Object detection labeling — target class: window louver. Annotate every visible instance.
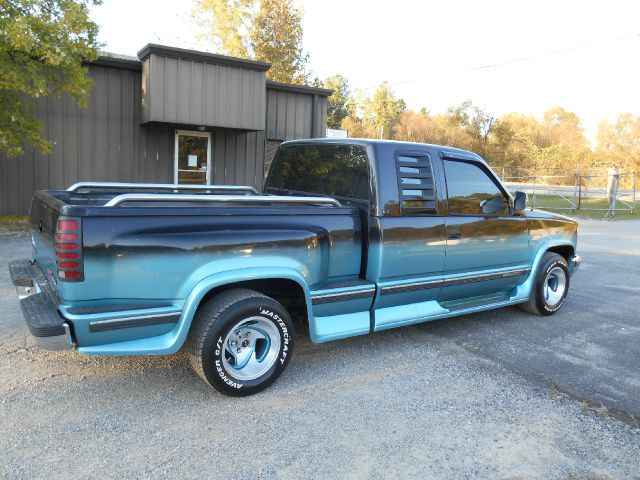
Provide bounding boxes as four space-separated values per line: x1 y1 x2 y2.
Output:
396 154 436 214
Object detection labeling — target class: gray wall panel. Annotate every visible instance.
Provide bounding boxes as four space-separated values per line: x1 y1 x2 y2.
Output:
141 53 266 130
264 87 327 142
0 64 174 214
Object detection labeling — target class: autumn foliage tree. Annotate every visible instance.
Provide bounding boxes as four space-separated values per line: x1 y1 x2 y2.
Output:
191 0 308 84
251 0 307 84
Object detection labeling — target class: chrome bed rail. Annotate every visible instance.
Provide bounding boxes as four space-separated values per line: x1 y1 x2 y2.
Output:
67 182 258 195
104 193 342 208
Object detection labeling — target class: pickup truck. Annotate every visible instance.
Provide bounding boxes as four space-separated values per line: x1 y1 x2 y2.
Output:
9 139 581 396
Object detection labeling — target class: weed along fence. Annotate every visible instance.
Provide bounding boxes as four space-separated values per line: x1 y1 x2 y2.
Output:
501 168 637 218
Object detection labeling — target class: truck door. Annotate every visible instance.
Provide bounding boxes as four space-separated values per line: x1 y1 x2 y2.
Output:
438 154 530 303
368 147 447 331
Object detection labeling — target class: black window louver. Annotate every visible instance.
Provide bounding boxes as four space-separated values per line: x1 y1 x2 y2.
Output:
396 154 436 214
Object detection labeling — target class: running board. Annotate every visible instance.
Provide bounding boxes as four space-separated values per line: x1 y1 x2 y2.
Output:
439 292 510 312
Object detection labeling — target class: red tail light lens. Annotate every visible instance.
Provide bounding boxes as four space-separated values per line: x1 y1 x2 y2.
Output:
57 220 78 231
55 217 83 282
59 271 81 280
56 233 78 241
56 261 79 269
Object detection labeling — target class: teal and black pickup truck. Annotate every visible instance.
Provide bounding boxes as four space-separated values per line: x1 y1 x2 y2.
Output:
9 139 581 396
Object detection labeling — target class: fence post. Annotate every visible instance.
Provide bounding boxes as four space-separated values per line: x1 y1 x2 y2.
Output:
633 171 637 214
577 175 582 210
573 166 579 211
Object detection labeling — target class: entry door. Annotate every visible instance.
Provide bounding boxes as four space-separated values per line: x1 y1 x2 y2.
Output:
439 158 530 302
174 131 211 185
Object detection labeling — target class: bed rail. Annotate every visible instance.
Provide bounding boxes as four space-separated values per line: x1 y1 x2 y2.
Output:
104 193 342 208
67 182 258 195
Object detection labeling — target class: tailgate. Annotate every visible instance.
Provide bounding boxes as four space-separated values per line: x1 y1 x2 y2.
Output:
29 191 84 290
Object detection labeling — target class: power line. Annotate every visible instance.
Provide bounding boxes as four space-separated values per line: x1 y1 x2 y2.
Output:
359 33 640 92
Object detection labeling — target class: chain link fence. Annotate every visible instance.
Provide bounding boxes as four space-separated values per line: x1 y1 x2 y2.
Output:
501 168 637 217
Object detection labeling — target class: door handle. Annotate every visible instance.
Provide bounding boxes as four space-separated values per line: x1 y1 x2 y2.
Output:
447 226 462 240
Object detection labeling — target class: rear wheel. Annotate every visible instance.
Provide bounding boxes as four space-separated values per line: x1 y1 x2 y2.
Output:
520 252 570 316
187 288 294 396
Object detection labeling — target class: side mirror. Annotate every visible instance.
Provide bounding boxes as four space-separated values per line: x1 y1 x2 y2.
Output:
480 196 507 214
513 191 527 212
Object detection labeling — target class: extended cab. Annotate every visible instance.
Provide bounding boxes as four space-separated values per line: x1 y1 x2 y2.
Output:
9 139 581 395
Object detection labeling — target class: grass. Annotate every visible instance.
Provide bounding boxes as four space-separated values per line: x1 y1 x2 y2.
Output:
0 216 30 235
529 194 638 220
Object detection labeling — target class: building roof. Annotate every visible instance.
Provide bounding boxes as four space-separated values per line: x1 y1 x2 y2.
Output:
137 44 271 72
89 44 332 97
266 80 332 97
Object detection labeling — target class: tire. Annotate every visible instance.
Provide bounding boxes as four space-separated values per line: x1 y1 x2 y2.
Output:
519 252 570 316
187 288 294 396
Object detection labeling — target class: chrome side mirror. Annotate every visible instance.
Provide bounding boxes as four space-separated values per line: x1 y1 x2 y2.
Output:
514 190 527 212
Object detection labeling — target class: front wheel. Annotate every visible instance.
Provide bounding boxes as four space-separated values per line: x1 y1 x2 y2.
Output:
519 252 570 316
187 288 294 396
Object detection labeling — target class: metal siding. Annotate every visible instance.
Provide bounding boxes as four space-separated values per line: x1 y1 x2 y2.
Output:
141 53 265 130
164 57 178 122
204 63 217 126
0 64 177 214
265 87 325 141
191 61 204 125
320 97 328 137
107 67 122 180
121 68 135 182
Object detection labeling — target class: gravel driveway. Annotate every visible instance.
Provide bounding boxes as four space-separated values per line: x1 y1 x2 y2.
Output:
1 221 639 479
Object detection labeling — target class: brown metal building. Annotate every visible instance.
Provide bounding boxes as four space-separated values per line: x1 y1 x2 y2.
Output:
0 44 331 215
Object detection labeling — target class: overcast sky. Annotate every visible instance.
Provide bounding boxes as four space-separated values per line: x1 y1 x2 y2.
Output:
90 0 640 139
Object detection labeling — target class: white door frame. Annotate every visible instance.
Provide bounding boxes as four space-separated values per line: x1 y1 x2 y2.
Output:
174 130 212 184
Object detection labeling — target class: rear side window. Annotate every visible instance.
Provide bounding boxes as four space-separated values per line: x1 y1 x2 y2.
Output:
396 153 436 214
265 144 369 200
443 159 509 215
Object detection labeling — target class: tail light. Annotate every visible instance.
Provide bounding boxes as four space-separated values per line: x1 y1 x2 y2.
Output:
55 217 83 281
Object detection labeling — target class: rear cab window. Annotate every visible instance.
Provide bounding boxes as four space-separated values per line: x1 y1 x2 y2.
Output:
265 143 370 201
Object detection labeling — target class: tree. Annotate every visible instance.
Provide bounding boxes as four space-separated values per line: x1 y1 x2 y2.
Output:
363 82 405 139
596 113 640 172
250 0 308 84
324 74 350 129
444 100 494 156
542 107 587 150
191 0 255 58
0 0 101 157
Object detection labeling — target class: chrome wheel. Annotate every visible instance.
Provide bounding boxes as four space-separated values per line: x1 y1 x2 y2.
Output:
544 266 567 307
221 316 281 381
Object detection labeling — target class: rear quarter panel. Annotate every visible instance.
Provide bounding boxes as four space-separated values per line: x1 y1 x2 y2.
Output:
59 209 362 306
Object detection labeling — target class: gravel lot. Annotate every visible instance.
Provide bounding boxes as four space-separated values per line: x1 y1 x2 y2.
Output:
1 220 639 479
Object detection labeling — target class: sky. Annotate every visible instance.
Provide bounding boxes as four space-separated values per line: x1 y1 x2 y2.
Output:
90 0 640 140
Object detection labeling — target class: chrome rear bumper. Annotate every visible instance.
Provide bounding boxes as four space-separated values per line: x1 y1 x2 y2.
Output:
8 259 73 351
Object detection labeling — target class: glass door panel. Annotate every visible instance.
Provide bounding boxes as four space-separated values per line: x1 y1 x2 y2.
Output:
175 133 210 185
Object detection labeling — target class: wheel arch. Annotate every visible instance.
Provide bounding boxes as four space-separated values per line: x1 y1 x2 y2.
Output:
175 268 313 353
195 278 309 324
545 244 575 262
